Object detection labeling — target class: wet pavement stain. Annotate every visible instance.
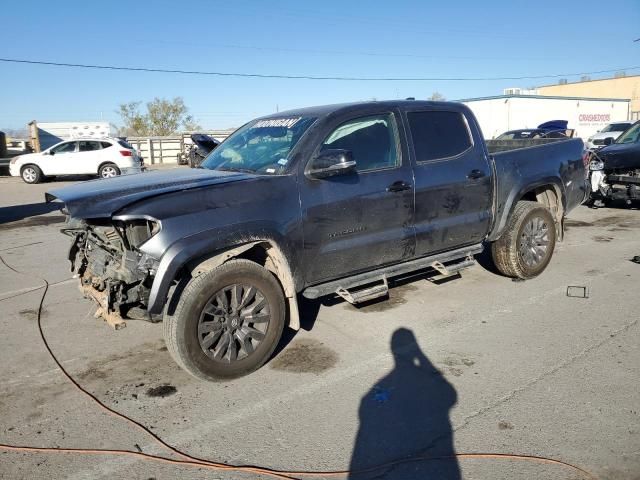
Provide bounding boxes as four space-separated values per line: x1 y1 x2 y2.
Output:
0 215 65 231
498 421 514 430
566 215 640 230
593 236 614 243
146 385 177 398
270 338 338 374
18 308 47 321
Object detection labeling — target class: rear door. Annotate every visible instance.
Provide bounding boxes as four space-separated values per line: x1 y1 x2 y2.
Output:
403 107 493 257
299 110 415 284
77 140 104 174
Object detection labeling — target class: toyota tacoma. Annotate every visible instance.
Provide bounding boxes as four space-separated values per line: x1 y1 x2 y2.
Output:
46 100 588 380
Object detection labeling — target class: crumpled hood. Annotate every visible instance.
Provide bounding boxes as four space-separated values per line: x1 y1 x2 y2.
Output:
45 168 251 219
598 143 640 170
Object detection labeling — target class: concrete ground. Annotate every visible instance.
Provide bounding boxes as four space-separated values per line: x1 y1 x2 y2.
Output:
0 172 638 480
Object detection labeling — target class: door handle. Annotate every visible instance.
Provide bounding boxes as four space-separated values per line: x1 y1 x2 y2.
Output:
386 181 412 193
466 169 486 180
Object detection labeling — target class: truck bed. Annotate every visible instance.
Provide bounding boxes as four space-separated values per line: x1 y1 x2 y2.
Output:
485 137 571 154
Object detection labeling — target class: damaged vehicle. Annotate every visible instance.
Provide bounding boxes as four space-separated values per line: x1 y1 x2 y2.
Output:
46 100 588 380
587 120 640 207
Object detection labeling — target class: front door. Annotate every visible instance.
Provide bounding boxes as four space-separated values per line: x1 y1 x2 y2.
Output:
300 111 415 285
41 141 79 175
404 108 493 256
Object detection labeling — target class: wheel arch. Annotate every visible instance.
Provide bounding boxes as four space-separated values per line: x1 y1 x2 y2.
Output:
489 178 566 242
97 161 119 174
149 236 301 330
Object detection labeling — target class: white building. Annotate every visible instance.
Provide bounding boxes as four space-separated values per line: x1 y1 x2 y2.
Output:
459 94 630 140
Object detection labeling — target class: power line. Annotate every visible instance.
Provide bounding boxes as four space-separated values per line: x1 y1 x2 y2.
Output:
1 57 639 82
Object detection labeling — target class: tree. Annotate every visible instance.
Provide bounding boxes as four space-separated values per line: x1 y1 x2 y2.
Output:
117 97 201 136
429 92 446 101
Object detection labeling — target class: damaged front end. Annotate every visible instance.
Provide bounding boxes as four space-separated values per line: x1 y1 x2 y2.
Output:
64 216 161 329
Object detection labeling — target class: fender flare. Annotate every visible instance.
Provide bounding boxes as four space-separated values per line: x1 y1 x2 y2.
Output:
488 176 565 242
147 231 302 330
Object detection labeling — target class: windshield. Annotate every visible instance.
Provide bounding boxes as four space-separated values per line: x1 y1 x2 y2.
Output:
615 122 640 144
602 123 631 133
201 116 316 174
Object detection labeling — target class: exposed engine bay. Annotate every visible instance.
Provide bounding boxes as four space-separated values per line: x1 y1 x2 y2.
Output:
64 218 160 329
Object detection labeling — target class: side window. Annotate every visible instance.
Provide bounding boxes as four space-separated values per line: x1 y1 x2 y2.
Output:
51 142 77 154
79 141 102 152
101 141 112 149
320 114 399 172
407 111 473 162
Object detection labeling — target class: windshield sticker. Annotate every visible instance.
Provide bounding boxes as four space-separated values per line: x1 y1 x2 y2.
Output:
253 117 301 129
277 158 288 166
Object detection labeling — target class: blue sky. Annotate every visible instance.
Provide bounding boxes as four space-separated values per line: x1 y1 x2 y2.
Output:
1 0 638 131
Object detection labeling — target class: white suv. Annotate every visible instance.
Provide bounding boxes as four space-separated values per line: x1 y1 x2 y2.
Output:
9 137 144 184
586 121 633 149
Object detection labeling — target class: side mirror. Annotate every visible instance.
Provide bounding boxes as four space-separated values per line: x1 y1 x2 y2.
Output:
603 137 614 146
306 149 356 179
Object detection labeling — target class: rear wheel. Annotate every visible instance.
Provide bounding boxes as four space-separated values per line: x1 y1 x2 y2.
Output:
163 259 286 380
21 165 42 184
491 200 557 279
99 163 120 178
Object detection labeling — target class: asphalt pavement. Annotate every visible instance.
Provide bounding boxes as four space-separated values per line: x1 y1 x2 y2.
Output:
0 171 639 480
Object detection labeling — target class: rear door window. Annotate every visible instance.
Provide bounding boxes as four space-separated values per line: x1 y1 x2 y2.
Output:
407 111 473 162
79 141 102 152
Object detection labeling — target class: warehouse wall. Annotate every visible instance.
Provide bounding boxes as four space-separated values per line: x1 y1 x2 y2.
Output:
537 76 640 121
463 96 630 140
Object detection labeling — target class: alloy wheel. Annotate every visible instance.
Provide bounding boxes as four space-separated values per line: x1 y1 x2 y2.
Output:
518 215 550 267
22 167 37 183
197 284 271 363
101 166 118 178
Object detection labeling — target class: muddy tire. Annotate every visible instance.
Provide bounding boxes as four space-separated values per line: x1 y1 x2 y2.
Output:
163 259 285 381
21 164 43 184
490 200 557 279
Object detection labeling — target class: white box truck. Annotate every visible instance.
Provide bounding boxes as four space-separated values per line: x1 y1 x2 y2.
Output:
460 94 630 140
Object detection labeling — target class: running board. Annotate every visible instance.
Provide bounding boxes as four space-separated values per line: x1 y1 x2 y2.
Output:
302 244 482 300
336 277 389 304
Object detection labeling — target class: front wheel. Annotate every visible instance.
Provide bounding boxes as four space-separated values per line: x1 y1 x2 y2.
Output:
163 259 286 380
99 163 121 178
21 164 43 184
491 200 557 279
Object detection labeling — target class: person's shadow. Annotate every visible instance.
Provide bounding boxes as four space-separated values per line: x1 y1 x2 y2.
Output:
349 328 460 479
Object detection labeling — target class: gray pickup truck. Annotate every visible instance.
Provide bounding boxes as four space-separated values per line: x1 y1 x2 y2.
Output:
47 100 588 380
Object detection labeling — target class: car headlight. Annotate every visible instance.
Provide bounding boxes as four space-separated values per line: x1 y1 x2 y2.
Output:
9 155 20 165
589 159 604 171
112 216 161 249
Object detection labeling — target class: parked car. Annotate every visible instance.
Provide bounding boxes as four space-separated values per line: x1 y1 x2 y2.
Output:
587 120 640 206
586 121 634 149
186 133 220 168
496 120 572 140
46 100 587 380
9 137 143 184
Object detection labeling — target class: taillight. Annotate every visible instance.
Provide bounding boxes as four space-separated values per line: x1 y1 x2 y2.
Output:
119 150 133 157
